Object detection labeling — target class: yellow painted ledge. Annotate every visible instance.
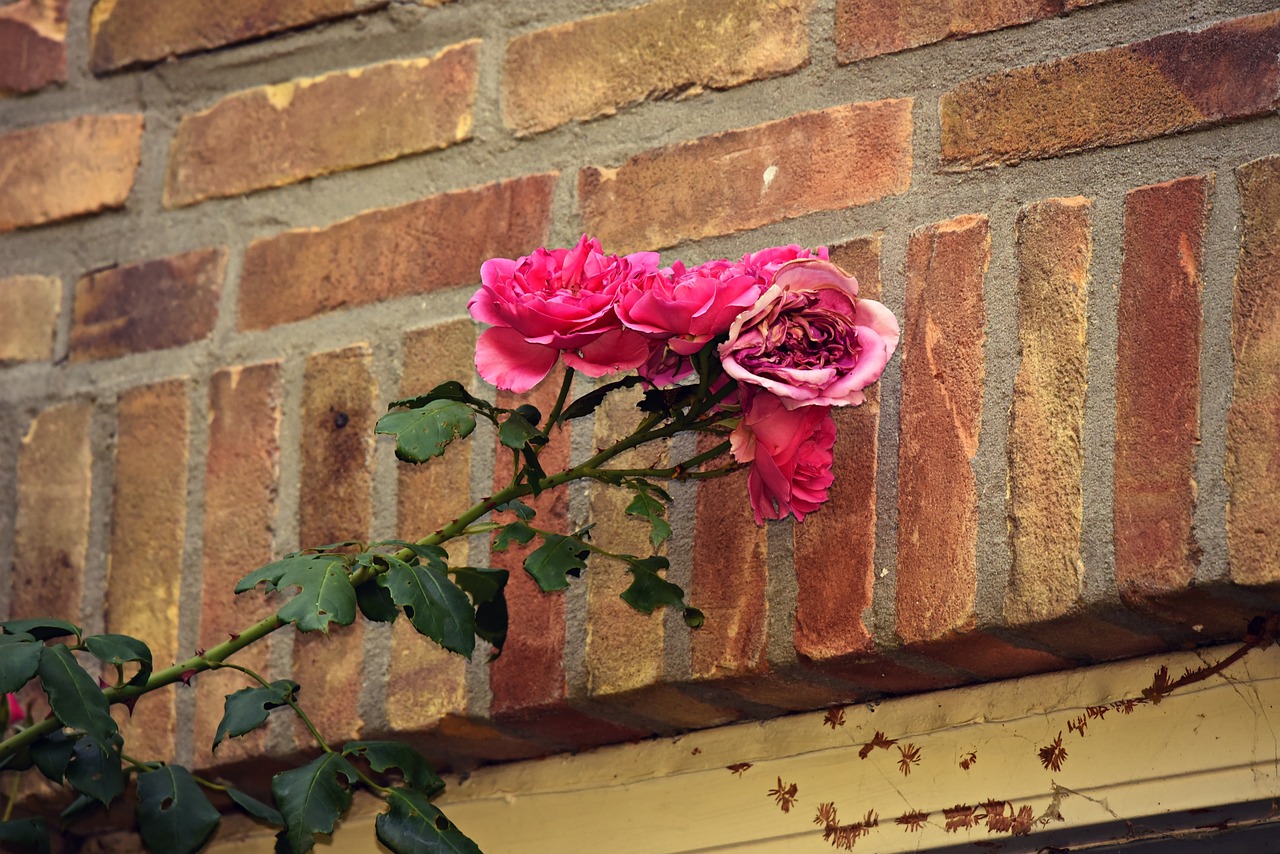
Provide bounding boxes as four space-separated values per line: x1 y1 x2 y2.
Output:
207 644 1280 851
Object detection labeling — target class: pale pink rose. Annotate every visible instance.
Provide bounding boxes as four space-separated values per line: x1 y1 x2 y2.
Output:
6 693 23 725
719 258 899 409
468 236 656 392
730 392 836 524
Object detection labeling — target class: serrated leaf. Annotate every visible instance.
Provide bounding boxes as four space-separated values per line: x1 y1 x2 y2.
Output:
37 645 116 743
0 636 42 695
226 786 284 827
65 734 124 806
343 742 444 797
376 401 476 464
389 381 494 417
213 681 299 753
620 556 688 616
272 752 361 854
1 618 81 642
375 788 481 854
558 376 645 423
450 568 509 656
273 557 357 634
495 499 534 521
30 731 75 782
0 817 49 853
523 534 590 592
497 412 541 450
356 577 399 623
384 563 475 657
625 491 673 550
136 765 221 854
370 541 450 566
82 634 153 688
492 522 535 552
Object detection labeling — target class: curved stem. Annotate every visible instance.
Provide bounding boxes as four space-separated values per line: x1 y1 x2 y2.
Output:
213 662 330 754
2 772 18 821
544 367 575 429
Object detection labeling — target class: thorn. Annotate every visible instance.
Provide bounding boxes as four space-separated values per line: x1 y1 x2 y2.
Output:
228 632 240 642
179 669 198 686
195 647 206 657
122 697 139 716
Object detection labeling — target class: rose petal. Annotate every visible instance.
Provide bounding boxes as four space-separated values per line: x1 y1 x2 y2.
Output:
475 326 559 393
563 327 652 377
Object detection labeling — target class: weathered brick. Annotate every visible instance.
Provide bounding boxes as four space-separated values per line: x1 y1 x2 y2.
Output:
166 41 478 208
108 380 189 760
12 402 92 622
1113 177 1207 616
837 0 1055 64
0 0 68 94
0 114 142 234
1005 198 1092 626
910 632 1073 680
238 173 556 330
0 276 60 363
941 11 1280 168
194 363 281 769
503 0 811 135
1228 155 1280 590
69 248 225 362
294 345 376 746
579 100 912 252
805 655 963 695
895 215 989 645
89 0 386 73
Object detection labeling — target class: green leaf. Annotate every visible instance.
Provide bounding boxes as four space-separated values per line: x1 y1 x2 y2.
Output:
625 491 673 551
1 618 81 642
37 645 117 743
136 765 221 854
235 553 345 595
213 680 299 753
558 376 645 423
375 788 481 854
343 742 444 797
523 534 590 592
272 752 361 854
519 445 548 496
370 541 450 565
59 794 100 823
226 786 284 827
497 412 541 450
450 568 509 656
389 381 494 417
30 731 75 782
356 577 399 623
0 636 42 695
82 634 153 688
495 499 534 521
620 556 688 616
492 522 535 553
275 557 358 634
384 562 475 657
65 735 124 806
376 401 476 464
0 817 49 853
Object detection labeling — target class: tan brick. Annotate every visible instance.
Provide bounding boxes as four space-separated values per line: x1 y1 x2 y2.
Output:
0 276 60 363
238 173 556 330
69 248 225 362
0 0 68 94
12 402 92 622
579 100 912 252
895 215 989 644
941 11 1280 168
108 380 189 760
0 114 142 234
89 0 386 73
1005 198 1092 625
194 363 282 769
294 345 376 746
1227 155 1280 588
503 0 811 135
165 41 478 207
837 0 1053 64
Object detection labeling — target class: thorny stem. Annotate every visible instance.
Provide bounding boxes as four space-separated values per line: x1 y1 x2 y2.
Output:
544 367 575 430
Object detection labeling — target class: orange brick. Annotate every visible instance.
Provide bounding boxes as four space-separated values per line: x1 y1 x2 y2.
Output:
69 248 225 362
238 173 556 330
503 0 810 135
165 41 478 207
837 0 1054 64
0 0 68 94
579 100 912 252
0 276 60 363
0 114 142 234
941 11 1280 168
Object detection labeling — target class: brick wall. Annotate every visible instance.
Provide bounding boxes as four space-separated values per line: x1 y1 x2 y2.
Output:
2 0 1278 783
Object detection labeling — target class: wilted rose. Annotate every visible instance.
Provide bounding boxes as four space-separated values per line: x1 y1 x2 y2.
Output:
730 391 837 524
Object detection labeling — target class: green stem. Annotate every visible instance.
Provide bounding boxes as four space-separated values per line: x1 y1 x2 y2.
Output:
545 367 576 429
2 771 18 821
213 662 330 754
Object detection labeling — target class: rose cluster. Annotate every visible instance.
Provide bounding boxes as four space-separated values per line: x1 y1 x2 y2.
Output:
467 236 900 525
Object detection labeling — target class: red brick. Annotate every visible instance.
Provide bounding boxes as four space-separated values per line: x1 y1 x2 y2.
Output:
803 654 963 695
108 380 190 760
0 114 142 234
294 345 376 746
1228 155 1280 590
89 0 387 73
503 0 810 135
69 248 225 362
0 0 68 94
165 41 478 207
837 0 1056 64
909 632 1073 680
12 402 92 622
941 11 1280 168
895 215 989 645
194 363 282 769
238 173 556 330
415 716 552 764
0 276 60 363
579 100 912 252
1005 198 1092 626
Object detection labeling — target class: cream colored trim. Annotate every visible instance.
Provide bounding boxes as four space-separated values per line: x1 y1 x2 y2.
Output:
207 643 1280 851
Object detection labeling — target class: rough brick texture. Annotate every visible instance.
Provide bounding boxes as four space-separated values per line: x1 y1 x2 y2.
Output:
837 0 1057 63
941 11 1280 168
503 0 811 135
0 114 143 234
579 100 912 251
69 248 226 362
895 215 989 644
89 0 386 73
166 41 478 207
1227 155 1280 588
0 276 60 364
0 0 68 94
238 174 556 330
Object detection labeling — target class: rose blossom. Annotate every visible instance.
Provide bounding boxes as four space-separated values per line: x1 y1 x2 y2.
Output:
730 391 837 524
468 236 658 393
719 258 899 409
6 693 22 725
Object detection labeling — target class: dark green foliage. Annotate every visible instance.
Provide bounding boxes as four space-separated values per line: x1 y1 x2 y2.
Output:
30 731 75 782
495 499 534 521
0 634 42 695
272 752 362 854
226 787 285 827
37 645 116 743
82 634 153 687
376 401 477 463
0 818 49 853
213 681 300 753
355 576 399 623
375 788 481 854
558 376 644 423
523 534 590 592
450 568 509 655
1 619 81 642
383 559 476 657
343 741 444 797
64 734 125 806
135 765 221 854
492 522 535 552
497 411 541 450
235 554 355 634
625 489 672 551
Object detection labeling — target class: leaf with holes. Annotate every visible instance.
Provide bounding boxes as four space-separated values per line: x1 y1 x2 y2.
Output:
0 818 48 854
65 734 124 806
213 680 300 753
136 765 221 854
494 499 534 521
497 411 542 450
376 788 481 854
272 557 357 634
38 645 116 743
383 560 475 657
272 752 361 854
620 556 688 615
624 490 672 551
343 742 444 797
492 522 535 553
0 635 41 695
356 575 399 623
451 568 509 657
376 401 476 464
523 534 590 592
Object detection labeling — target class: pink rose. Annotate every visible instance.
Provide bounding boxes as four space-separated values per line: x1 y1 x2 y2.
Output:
719 258 899 409
6 693 23 725
468 236 656 392
730 392 837 524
